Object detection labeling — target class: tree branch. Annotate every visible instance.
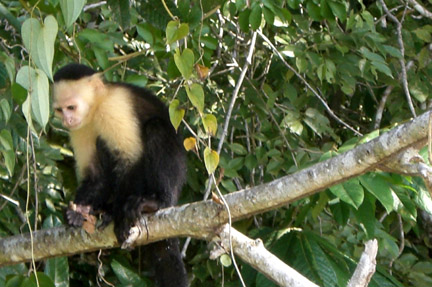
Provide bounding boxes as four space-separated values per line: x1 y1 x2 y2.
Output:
347 239 378 287
0 110 430 274
213 224 319 287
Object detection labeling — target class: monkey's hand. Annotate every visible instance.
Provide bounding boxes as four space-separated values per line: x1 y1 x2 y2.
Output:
66 202 92 227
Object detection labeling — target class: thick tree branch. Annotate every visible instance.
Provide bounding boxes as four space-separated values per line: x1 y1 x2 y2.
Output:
0 110 430 267
213 224 319 287
347 239 378 287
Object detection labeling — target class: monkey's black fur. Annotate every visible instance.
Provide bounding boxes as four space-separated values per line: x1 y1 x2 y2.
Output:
54 64 188 287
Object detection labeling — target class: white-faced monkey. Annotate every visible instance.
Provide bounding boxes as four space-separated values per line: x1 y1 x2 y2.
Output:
53 63 188 287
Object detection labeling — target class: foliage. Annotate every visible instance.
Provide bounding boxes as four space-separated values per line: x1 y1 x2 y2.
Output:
1 0 432 286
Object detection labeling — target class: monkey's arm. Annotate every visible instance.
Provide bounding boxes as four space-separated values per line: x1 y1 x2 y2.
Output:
67 161 109 227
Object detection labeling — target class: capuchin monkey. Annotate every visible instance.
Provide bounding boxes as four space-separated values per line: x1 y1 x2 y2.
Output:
53 63 188 287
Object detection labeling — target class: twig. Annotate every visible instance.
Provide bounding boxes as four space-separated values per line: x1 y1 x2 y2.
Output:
83 1 106 12
347 239 378 287
388 214 405 273
257 30 363 136
379 0 416 117
406 0 432 19
211 174 246 287
204 31 258 200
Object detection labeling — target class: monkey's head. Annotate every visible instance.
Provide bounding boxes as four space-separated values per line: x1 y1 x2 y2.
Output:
53 64 104 130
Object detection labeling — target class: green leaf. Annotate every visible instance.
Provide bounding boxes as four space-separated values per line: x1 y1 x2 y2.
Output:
169 99 185 131
59 0 86 28
111 260 146 286
174 48 194 80
220 254 232 267
353 195 376 238
328 0 346 22
306 1 322 21
185 83 204 113
230 143 248 155
204 147 219 174
79 29 113 51
16 66 50 130
238 8 251 32
383 45 402 59
329 178 364 209
0 129 13 151
263 6 275 25
44 257 69 287
0 130 15 176
11 83 27 105
22 272 55 287
202 114 217 136
166 20 189 45
413 27 431 42
360 47 386 63
249 5 262 30
0 99 11 123
418 47 430 69
21 16 58 80
360 173 394 214
320 0 333 19
371 61 393 78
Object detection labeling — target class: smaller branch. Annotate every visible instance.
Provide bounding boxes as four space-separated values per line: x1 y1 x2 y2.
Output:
374 60 414 129
214 225 319 287
406 0 432 19
257 30 362 136
212 175 246 287
83 1 106 12
204 31 258 199
379 0 416 117
347 239 378 287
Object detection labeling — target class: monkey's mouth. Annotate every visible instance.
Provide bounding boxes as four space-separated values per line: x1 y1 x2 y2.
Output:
64 122 82 130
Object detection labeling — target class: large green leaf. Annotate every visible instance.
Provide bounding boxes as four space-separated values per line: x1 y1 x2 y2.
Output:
174 48 194 80
360 173 394 214
329 178 364 209
185 83 204 113
21 16 58 80
169 99 185 131
204 147 219 174
44 257 69 287
111 259 147 286
16 66 50 130
59 0 86 28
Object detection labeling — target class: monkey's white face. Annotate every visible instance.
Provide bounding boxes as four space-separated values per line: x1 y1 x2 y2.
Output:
53 79 96 130
54 97 90 130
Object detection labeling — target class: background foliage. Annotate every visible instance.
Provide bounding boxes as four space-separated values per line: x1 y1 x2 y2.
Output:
1 0 432 286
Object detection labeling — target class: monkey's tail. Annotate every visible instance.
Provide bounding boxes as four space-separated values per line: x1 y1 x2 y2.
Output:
148 238 188 287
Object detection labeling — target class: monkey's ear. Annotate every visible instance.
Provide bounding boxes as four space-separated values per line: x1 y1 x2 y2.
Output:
89 73 105 90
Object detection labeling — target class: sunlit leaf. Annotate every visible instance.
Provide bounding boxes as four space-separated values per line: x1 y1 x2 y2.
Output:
249 5 262 30
169 99 185 131
59 0 86 28
329 179 364 209
202 114 217 136
185 83 204 113
174 48 194 80
16 66 50 130
183 137 197 152
166 20 189 45
21 16 58 80
220 254 232 267
204 147 219 174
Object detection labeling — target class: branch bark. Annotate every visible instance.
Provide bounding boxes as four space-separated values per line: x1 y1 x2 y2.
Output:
213 224 319 287
347 239 378 287
0 110 430 271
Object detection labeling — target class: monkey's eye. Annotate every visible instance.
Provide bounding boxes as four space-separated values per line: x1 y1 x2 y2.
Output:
67 105 76 111
55 107 62 113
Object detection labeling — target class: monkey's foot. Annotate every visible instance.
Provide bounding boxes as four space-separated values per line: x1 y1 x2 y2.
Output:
66 202 92 227
121 225 142 249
